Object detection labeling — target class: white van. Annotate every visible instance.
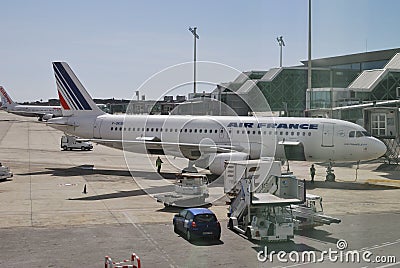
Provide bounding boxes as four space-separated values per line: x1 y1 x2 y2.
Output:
61 135 93 151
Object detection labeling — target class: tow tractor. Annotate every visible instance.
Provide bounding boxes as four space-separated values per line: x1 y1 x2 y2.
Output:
154 173 209 207
225 159 305 242
292 193 341 230
0 164 13 180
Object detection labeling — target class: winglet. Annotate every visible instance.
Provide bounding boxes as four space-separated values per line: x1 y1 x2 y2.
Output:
52 62 105 116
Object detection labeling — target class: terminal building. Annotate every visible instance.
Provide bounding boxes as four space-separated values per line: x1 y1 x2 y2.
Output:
212 47 400 118
208 47 400 163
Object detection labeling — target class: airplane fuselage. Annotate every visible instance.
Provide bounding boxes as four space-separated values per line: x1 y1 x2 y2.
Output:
51 114 387 163
6 105 62 117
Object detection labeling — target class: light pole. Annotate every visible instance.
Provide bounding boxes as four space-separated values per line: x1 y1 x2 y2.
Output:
307 0 312 110
189 27 199 94
276 36 285 67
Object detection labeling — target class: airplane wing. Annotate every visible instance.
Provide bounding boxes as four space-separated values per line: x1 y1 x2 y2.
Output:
88 137 242 159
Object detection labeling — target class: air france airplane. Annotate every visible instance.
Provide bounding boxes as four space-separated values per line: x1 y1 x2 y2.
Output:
0 86 62 121
47 62 387 175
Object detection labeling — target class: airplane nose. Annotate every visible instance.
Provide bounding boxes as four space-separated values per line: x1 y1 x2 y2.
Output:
374 139 387 158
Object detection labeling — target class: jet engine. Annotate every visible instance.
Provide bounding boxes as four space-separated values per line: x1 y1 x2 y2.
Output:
41 114 55 121
198 152 249 175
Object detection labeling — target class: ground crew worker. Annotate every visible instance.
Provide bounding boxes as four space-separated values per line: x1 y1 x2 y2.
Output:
156 156 163 173
310 164 316 183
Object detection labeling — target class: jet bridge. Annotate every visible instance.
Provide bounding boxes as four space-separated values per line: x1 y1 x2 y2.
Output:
225 159 305 241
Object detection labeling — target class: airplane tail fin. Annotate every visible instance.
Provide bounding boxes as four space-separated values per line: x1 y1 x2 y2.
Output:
52 62 105 116
0 86 16 109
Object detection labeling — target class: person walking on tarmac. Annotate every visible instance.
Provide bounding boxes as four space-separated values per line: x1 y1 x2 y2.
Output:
310 164 316 183
156 156 163 173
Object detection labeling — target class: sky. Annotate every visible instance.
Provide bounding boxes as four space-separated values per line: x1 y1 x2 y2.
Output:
0 0 400 102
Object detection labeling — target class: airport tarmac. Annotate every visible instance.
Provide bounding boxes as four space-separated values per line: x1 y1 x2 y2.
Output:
0 110 399 267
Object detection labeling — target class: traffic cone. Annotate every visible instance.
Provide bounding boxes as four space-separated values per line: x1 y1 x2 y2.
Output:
83 184 87 194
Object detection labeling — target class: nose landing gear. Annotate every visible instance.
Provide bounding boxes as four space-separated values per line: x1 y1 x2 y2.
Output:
325 162 335 182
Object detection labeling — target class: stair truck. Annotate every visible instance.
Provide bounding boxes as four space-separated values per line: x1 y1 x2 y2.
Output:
225 159 306 242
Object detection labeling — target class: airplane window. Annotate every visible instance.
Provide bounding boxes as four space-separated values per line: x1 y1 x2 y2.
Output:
253 131 256 135
297 132 300 136
263 131 266 135
184 129 187 133
124 128 126 131
308 132 312 136
229 130 232 134
119 127 122 131
258 131 261 135
349 131 355 138
356 131 363 137
285 131 289 136
128 128 131 131
210 129 213 133
180 129 182 132
303 132 305 136
269 131 272 135
237 130 240 134
142 128 144 131
194 129 197 133
242 130 245 134
111 127 113 130
151 128 154 132
174 129 177 132
220 129 223 133
155 128 158 132
189 129 192 133
146 128 149 132
204 129 207 133
291 132 294 136
247 130 251 134
215 130 218 133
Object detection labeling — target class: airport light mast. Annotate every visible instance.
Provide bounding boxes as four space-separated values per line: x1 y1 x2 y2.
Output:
307 0 312 110
189 27 199 94
276 36 285 67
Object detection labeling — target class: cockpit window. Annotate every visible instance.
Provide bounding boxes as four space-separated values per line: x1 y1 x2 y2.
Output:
349 130 371 138
356 131 364 137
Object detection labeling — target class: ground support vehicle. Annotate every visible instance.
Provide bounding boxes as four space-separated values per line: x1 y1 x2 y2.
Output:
155 173 209 207
225 159 305 242
0 165 13 180
61 135 93 151
292 194 341 230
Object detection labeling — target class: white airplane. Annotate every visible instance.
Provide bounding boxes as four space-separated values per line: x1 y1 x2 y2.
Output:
47 62 387 175
0 86 62 121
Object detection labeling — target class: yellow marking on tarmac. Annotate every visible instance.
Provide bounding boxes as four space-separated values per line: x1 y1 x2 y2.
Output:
366 179 400 185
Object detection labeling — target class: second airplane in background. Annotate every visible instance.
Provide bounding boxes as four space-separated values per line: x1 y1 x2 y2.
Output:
0 86 62 121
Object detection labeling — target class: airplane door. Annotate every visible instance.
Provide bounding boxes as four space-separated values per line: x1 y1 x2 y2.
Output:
93 118 102 139
322 123 334 147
